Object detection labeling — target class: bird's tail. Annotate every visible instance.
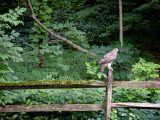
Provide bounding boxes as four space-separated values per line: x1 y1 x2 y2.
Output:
100 64 106 73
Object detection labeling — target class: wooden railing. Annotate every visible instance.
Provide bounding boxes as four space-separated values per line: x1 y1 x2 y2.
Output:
0 70 160 120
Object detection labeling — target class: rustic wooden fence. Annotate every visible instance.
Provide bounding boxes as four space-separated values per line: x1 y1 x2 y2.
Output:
0 69 160 120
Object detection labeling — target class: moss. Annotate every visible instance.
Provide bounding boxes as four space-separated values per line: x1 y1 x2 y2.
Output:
0 80 104 87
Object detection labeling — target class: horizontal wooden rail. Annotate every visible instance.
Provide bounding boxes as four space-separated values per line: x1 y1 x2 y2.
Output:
0 80 104 90
113 81 160 89
0 80 160 90
0 103 159 112
0 104 103 112
112 103 160 108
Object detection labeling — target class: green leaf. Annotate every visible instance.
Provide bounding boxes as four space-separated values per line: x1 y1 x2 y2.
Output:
17 7 26 15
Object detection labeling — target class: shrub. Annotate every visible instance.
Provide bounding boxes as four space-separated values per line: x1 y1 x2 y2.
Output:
128 58 160 81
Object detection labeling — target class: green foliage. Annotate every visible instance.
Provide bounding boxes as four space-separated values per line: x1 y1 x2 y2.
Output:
115 108 160 120
85 61 106 79
117 108 141 120
134 0 160 13
111 109 118 120
0 6 26 26
141 51 158 62
13 88 104 105
72 4 105 20
29 0 52 45
42 44 63 57
101 0 160 45
100 13 142 37
0 91 17 106
11 49 90 81
128 58 160 81
0 111 104 120
51 22 89 48
113 88 151 102
0 7 26 81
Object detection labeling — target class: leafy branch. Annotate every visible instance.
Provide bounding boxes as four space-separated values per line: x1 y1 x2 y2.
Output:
27 0 96 57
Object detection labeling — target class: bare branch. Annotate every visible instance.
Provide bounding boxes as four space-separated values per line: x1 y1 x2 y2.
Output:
27 0 35 16
27 0 96 57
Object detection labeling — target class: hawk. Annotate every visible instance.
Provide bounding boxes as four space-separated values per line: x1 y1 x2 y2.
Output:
99 48 118 73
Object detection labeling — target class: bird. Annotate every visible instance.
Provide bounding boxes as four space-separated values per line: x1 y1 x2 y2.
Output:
99 48 118 73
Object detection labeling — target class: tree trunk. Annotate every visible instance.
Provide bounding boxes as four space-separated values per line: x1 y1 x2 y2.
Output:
119 0 123 47
38 38 44 68
37 1 44 68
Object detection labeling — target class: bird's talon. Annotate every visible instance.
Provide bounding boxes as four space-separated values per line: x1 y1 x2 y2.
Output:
108 67 113 71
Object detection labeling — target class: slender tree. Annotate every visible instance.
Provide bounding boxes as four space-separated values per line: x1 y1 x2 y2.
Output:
119 0 123 47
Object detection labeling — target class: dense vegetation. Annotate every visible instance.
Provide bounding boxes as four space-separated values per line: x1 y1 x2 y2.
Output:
0 0 160 119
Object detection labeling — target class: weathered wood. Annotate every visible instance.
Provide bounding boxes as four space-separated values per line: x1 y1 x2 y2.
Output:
0 103 159 112
0 81 160 90
113 81 160 89
105 69 113 120
0 104 104 112
0 80 105 90
112 103 160 109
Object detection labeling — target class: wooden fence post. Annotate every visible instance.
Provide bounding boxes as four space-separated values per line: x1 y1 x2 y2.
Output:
105 68 113 120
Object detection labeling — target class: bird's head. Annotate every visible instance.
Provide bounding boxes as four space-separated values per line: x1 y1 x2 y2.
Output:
113 48 118 53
